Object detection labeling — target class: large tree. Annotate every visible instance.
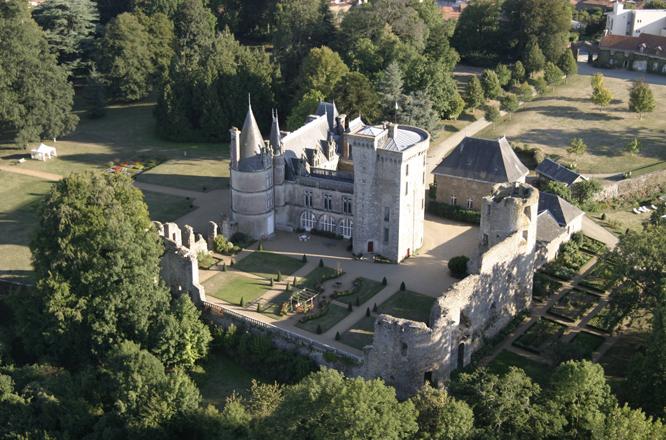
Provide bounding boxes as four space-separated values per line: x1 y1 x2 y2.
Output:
629 81 656 119
452 0 504 65
295 46 349 102
32 0 99 74
332 71 380 122
0 0 78 146
17 172 210 368
410 384 474 440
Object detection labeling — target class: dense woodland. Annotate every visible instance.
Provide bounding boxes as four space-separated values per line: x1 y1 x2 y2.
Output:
2 0 666 438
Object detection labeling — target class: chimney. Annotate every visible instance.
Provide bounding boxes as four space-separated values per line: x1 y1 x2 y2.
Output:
230 127 240 168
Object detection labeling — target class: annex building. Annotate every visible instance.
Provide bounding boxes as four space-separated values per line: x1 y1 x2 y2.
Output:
228 101 430 262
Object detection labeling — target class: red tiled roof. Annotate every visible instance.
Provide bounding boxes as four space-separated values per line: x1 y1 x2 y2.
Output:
600 33 666 56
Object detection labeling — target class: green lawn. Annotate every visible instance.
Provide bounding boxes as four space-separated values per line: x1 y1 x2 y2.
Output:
258 290 292 320
299 266 342 290
0 172 55 282
514 318 567 353
295 303 351 334
136 157 229 192
378 290 436 324
487 350 553 385
192 351 257 409
202 272 271 305
340 315 375 350
234 251 305 280
568 331 606 358
477 74 666 174
335 277 385 306
142 190 194 223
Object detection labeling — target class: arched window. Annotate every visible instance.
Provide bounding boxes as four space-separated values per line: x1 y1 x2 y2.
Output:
318 214 335 233
300 211 316 231
339 218 353 238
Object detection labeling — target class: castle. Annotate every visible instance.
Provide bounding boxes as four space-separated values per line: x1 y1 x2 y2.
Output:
229 101 429 262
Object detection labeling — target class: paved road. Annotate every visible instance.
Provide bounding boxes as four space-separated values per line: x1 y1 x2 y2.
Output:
577 62 666 86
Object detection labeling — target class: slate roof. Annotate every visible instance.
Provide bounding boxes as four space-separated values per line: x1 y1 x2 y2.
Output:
281 113 331 163
600 33 666 58
432 137 528 183
536 158 586 186
538 192 584 227
537 211 565 243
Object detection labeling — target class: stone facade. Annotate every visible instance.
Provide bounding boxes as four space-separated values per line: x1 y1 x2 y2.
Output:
229 102 430 262
361 183 539 398
435 175 495 211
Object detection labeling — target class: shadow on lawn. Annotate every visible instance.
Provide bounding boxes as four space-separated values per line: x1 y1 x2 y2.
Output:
526 105 624 121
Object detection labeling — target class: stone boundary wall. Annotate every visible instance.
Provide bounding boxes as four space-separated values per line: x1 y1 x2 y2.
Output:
594 168 666 201
202 300 363 375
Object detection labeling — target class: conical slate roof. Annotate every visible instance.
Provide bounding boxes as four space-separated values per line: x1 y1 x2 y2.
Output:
239 104 264 161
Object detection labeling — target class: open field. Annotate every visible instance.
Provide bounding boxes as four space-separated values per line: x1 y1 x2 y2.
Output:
202 272 271 305
477 74 666 174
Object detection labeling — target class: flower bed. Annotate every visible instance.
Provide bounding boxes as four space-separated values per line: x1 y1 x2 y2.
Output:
105 159 161 177
541 241 593 281
548 289 599 322
533 272 563 303
513 318 567 353
586 305 623 333
577 262 614 293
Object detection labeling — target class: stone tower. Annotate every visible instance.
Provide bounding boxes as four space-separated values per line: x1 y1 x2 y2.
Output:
229 102 275 239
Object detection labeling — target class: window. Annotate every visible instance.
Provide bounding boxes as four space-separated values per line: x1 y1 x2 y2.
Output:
339 218 353 238
343 197 352 214
405 164 409 176
422 198 425 210
405 182 409 195
467 198 473 209
422 171 425 184
300 211 316 231
383 227 389 243
384 207 390 222
304 191 313 208
482 233 489 246
319 215 335 233
323 193 332 211
450 195 457 206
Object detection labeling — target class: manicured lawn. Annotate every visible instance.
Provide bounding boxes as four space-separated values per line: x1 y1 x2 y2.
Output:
477 73 666 174
568 331 606 358
514 318 567 353
548 289 600 322
532 272 563 303
142 190 194 223
299 266 342 290
202 272 271 305
340 315 375 350
136 157 229 191
487 350 553 385
587 304 623 333
234 251 305 280
259 290 292 320
335 277 385 306
192 351 257 409
0 171 54 282
378 290 436 324
295 303 351 334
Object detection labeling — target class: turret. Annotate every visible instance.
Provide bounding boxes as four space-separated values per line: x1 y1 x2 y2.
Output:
269 109 282 155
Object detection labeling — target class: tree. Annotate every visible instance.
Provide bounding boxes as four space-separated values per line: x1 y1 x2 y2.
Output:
411 384 474 440
629 81 656 119
544 180 573 202
377 61 404 120
257 369 419 439
83 65 108 119
598 404 666 439
398 91 439 132
464 76 485 110
570 179 601 206
626 137 640 156
558 49 578 78
645 0 666 8
512 61 526 83
495 63 512 88
32 0 99 73
500 93 519 113
544 62 564 85
332 72 380 122
481 69 502 99
591 83 612 108
523 40 546 74
295 46 349 102
133 0 184 17
287 90 326 131
18 172 209 368
448 256 470 279
484 105 501 124
567 137 587 157
0 0 78 146
452 0 504 65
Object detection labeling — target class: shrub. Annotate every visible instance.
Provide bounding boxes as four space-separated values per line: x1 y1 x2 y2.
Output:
222 262 227 272
373 303 378 313
335 331 341 341
316 324 322 334
400 281 406 291
366 307 370 317
302 254 307 263
276 271 282 282
484 104 501 123
258 241 264 251
256 303 262 312
285 282 290 292
427 201 481 224
197 251 215 269
270 278 274 287
347 302 352 311
213 234 239 255
448 256 470 279
240 297 245 307
319 258 324 268
513 81 534 101
382 276 387 286
230 232 254 249
531 77 548 95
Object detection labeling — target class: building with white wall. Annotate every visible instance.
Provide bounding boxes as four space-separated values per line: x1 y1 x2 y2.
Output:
606 1 666 37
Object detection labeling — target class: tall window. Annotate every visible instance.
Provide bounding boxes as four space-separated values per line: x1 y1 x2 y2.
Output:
384 207 390 222
467 198 473 209
450 195 457 206
304 191 313 208
383 227 389 243
405 164 409 176
323 194 332 211
343 197 352 214
319 215 335 232
339 218 353 238
300 211 315 231
422 171 425 184
405 182 409 195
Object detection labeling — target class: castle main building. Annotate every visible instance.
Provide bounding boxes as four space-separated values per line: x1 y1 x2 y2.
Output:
229 101 430 262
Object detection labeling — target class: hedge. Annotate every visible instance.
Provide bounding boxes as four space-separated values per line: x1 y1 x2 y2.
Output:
427 201 481 224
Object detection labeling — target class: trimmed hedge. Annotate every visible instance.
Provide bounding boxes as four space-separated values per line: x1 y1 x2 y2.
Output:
427 201 480 224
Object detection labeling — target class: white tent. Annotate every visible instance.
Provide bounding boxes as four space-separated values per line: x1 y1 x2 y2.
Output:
30 143 57 161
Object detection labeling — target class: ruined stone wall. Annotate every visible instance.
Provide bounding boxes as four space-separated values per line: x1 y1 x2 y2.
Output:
593 169 666 202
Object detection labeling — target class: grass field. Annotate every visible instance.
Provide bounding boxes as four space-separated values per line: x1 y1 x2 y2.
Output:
234 251 304 280
295 303 350 334
335 277 385 306
142 191 194 223
299 266 341 290
477 74 666 174
379 290 436 324
202 272 271 305
487 350 552 385
340 315 375 350
192 352 257 409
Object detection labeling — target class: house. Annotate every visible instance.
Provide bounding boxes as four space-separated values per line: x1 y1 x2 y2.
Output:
536 192 585 265
605 1 666 37
597 32 666 72
432 136 528 211
536 158 588 187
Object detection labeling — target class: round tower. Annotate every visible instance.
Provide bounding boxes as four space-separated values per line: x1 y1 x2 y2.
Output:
229 103 275 239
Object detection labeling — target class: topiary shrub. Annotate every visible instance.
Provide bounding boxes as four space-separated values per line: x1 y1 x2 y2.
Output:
240 297 245 307
258 241 264 251
366 307 370 317
335 331 340 341
276 271 282 282
373 303 378 313
316 324 322 334
382 276 387 286
400 281 406 291
319 258 324 268
448 255 470 279
302 254 307 263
